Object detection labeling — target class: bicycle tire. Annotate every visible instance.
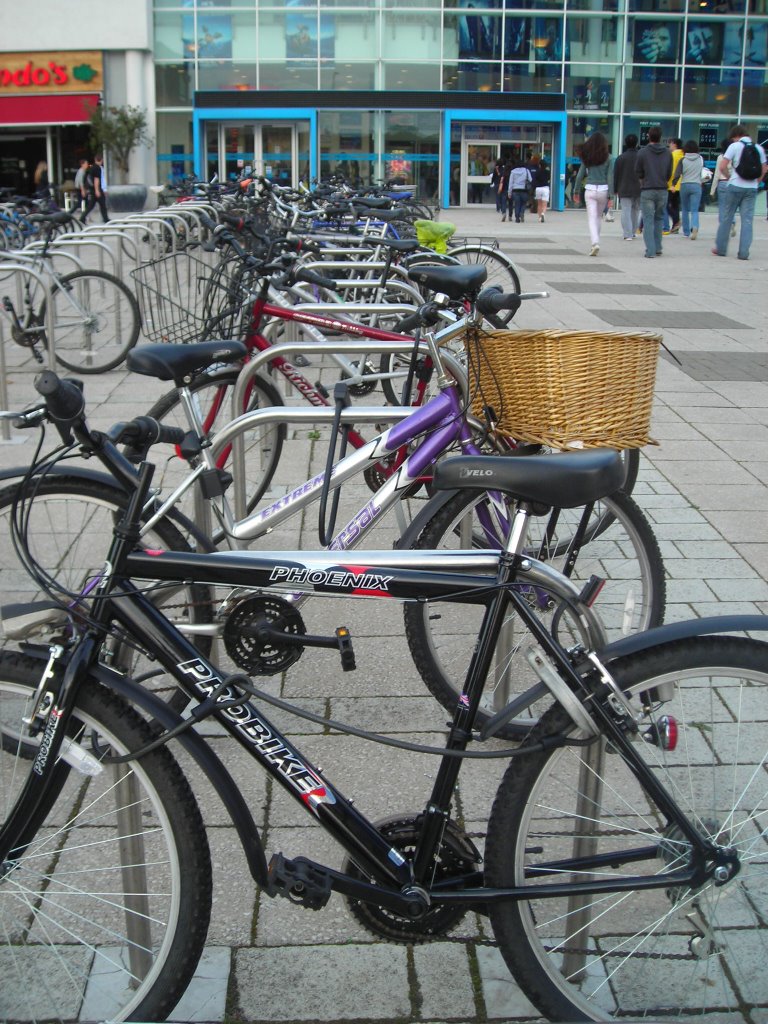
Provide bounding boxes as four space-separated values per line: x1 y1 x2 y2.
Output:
147 367 286 516
0 474 213 711
0 650 212 1023
37 268 135 368
485 635 768 1022
404 487 665 738
446 244 521 324
39 269 141 374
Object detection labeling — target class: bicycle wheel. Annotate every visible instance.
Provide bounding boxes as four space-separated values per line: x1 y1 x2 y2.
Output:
404 487 665 737
40 269 141 374
446 244 521 324
0 650 211 1023
0 474 213 709
486 635 768 1023
147 367 285 516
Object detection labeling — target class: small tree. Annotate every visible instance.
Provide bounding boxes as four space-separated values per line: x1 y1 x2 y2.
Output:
88 103 153 183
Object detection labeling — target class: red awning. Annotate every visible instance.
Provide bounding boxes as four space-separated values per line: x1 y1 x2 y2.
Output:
0 93 99 126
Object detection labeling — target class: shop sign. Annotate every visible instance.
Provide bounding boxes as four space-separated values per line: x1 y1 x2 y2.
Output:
0 52 102 94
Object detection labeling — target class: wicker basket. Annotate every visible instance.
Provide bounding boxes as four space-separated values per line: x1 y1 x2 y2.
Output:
466 328 661 450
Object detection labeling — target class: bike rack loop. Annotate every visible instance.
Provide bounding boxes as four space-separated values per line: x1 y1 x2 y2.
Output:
51 229 130 278
225 340 466 523
13 244 85 274
211 403 414 523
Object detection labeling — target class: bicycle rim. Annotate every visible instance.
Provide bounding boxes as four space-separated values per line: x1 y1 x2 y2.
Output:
486 636 768 1022
0 655 211 1022
44 271 140 374
404 489 664 736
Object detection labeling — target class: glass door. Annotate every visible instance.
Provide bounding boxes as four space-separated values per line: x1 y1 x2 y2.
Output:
462 141 497 205
224 124 255 182
257 124 294 186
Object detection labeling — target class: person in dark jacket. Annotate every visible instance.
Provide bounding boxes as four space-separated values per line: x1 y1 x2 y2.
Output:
613 134 641 240
635 126 673 258
490 160 504 215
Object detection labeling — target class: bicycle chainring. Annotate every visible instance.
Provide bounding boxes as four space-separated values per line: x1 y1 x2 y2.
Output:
222 594 305 675
345 361 378 397
342 814 481 942
11 313 45 349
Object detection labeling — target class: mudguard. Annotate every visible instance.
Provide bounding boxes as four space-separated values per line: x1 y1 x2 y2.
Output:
599 615 768 663
12 645 269 886
0 464 215 554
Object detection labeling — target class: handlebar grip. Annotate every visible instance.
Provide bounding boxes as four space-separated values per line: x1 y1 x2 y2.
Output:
34 371 85 442
221 212 245 231
118 416 187 462
394 310 424 334
197 211 218 232
295 268 339 291
476 287 522 317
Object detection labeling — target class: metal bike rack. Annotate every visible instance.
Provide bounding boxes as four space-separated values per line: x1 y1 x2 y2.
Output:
210 403 414 523
223 340 466 522
56 228 134 278
13 244 86 274
232 337 467 420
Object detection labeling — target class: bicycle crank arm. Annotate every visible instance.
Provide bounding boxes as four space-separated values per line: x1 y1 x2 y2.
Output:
255 624 356 670
267 853 428 917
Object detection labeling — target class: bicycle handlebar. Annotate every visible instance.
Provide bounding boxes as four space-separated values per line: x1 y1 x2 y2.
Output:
108 416 189 464
34 370 85 444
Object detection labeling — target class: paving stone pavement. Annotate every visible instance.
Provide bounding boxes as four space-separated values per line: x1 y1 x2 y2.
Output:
0 202 766 1023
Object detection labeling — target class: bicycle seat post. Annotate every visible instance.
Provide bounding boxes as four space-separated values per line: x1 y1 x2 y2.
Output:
505 504 533 561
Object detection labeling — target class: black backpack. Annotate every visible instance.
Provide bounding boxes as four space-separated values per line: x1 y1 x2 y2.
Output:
734 142 762 181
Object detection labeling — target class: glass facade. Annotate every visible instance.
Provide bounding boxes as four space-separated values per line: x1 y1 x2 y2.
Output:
154 0 768 202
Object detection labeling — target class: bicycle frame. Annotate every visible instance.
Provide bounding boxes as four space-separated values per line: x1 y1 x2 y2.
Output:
144 363 482 559
0 504 713 913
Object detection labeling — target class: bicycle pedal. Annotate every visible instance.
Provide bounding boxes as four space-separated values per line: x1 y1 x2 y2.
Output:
266 853 332 910
314 380 329 398
336 626 356 672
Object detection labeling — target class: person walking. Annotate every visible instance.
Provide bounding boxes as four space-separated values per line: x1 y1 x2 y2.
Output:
574 131 613 256
531 156 551 222
712 123 767 260
665 138 684 233
490 160 504 215
73 157 89 214
672 140 704 239
82 153 109 224
497 160 511 221
635 125 673 259
506 159 532 224
710 138 737 238
613 133 641 240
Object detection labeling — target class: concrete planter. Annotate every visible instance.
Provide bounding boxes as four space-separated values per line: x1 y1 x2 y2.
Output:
107 184 148 214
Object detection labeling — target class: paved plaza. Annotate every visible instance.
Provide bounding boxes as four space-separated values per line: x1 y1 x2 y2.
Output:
1 200 767 1023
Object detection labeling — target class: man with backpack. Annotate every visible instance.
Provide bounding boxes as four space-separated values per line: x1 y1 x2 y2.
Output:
712 124 766 260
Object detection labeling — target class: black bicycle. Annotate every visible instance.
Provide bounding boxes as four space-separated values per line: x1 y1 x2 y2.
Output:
1 372 767 1023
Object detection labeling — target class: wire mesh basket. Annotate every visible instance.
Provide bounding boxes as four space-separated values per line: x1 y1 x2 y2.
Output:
131 250 256 345
466 328 661 450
